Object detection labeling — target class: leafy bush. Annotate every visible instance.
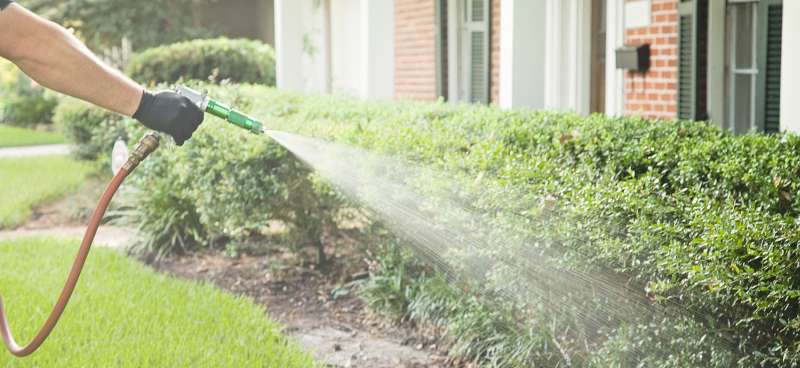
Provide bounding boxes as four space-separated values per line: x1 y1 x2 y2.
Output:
53 97 128 162
57 84 339 263
0 62 59 127
60 82 800 366
127 38 276 86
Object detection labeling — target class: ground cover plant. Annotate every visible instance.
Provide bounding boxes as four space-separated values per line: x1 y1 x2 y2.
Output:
0 237 316 367
0 156 92 229
0 125 64 148
59 83 800 367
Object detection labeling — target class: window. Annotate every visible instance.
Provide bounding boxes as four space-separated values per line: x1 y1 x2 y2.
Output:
680 0 782 133
723 0 782 133
462 0 490 103
727 1 757 132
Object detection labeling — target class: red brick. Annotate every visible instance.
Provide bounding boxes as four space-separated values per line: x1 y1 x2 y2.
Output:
395 0 438 101
623 0 678 120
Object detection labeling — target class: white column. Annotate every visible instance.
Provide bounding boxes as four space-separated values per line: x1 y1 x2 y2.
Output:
706 0 726 128
499 0 547 109
604 0 626 116
545 0 591 114
544 0 563 109
274 0 304 91
781 0 800 132
573 0 592 115
361 0 395 100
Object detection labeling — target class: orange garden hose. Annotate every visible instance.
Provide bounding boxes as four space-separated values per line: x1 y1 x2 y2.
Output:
0 133 160 357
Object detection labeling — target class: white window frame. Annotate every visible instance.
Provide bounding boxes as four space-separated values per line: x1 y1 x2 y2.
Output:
446 0 490 103
726 1 760 132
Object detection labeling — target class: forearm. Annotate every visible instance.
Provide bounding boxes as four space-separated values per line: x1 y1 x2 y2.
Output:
0 4 142 116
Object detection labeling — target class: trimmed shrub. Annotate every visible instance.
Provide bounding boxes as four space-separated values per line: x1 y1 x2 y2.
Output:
60 82 800 366
127 38 276 86
56 84 340 263
239 85 799 366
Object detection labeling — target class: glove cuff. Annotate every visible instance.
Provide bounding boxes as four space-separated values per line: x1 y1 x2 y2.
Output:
133 90 155 121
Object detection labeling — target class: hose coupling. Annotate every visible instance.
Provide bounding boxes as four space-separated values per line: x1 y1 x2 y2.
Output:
122 132 160 172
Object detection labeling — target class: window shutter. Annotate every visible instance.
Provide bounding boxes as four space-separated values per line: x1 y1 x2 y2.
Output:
677 1 696 120
465 0 489 103
762 3 782 133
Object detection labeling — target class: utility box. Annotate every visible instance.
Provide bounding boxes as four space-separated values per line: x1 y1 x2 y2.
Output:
616 44 650 72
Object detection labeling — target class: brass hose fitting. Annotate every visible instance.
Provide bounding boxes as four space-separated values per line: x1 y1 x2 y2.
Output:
122 132 160 172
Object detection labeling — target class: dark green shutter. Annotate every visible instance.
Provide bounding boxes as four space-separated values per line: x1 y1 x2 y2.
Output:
677 1 696 120
677 0 709 121
763 4 782 133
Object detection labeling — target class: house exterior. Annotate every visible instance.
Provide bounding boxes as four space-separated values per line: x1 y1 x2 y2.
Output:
274 0 800 133
193 0 275 46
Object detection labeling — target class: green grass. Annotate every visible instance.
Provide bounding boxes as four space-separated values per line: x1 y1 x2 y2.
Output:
0 156 93 229
0 237 316 367
0 125 64 148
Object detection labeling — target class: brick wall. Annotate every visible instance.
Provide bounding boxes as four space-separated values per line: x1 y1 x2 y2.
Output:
490 0 501 104
395 0 438 101
624 0 679 119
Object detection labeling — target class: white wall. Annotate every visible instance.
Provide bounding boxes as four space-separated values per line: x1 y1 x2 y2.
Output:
781 0 800 133
274 0 395 99
362 0 395 100
275 0 304 91
499 0 547 109
330 0 363 96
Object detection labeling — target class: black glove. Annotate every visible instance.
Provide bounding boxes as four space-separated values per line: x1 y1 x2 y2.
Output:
133 91 204 146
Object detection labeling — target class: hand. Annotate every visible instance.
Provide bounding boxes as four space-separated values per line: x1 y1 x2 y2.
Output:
133 91 204 145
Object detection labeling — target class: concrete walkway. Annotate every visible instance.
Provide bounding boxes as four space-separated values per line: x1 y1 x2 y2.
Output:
0 144 71 158
0 226 138 250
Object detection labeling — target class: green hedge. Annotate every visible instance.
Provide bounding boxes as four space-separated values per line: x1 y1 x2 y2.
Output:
59 83 800 366
239 84 800 366
127 38 276 86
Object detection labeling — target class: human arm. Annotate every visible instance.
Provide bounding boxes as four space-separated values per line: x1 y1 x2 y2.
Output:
0 2 203 144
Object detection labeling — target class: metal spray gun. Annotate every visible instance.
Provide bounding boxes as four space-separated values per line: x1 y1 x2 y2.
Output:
175 85 264 135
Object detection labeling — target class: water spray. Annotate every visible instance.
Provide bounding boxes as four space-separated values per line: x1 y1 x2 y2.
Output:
0 87 263 357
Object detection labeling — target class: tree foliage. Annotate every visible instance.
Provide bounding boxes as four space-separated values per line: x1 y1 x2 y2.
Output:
26 0 216 51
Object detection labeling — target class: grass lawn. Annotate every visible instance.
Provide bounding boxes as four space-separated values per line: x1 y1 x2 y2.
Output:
0 237 316 367
0 156 93 229
0 126 64 148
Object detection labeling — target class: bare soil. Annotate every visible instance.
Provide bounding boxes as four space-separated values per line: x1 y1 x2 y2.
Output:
149 249 456 368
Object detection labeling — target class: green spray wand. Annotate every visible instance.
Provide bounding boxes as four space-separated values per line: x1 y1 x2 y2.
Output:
176 85 264 134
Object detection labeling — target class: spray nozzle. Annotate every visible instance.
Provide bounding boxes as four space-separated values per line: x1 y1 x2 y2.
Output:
175 85 264 135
